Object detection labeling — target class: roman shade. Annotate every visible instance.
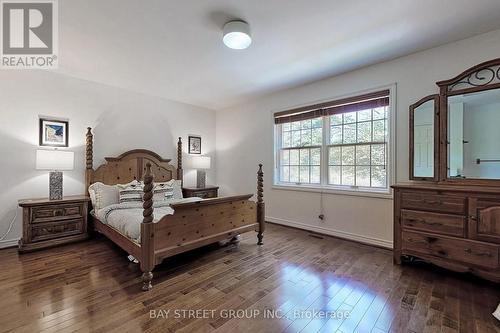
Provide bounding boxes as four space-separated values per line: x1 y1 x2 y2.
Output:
274 90 390 124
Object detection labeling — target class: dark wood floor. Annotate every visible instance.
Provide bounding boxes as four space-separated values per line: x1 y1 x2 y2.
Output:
0 223 499 333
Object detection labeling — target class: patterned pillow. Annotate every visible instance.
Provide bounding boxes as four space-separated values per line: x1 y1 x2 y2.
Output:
118 182 144 204
153 183 174 201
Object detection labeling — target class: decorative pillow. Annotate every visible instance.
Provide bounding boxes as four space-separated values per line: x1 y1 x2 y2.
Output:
161 179 183 199
88 182 120 210
117 181 143 204
153 182 174 201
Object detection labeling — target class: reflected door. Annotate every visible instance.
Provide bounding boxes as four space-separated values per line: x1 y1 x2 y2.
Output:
414 125 434 177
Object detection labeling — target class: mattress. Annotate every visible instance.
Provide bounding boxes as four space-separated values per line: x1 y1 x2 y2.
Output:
95 197 202 243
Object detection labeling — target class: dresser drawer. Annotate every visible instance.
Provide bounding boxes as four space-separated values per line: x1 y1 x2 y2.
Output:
401 191 466 214
31 203 83 223
401 210 465 237
30 219 84 242
402 231 499 268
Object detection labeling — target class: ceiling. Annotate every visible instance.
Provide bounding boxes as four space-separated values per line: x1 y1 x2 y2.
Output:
57 0 500 110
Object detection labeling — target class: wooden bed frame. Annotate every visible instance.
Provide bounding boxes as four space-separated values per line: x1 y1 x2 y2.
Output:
85 128 265 291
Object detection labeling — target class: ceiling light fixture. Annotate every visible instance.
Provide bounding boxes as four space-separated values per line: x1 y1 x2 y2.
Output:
223 20 252 50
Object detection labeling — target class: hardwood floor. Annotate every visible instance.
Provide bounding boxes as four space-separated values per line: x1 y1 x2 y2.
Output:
0 223 499 333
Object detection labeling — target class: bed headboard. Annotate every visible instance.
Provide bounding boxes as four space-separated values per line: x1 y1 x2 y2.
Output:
85 127 183 193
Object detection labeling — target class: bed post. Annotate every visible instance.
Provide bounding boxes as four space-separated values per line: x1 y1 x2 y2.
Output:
177 137 183 184
257 164 265 245
141 162 155 291
85 127 94 196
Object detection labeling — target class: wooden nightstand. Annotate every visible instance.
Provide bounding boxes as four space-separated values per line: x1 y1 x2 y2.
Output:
18 195 90 252
182 186 219 199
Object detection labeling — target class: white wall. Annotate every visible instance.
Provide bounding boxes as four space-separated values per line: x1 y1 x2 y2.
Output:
0 71 216 248
216 29 500 248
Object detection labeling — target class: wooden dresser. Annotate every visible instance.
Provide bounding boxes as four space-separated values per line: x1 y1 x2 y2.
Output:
393 183 500 282
182 186 219 199
18 196 90 252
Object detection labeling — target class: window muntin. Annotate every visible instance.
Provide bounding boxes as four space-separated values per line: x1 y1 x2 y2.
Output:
327 106 388 188
280 118 322 184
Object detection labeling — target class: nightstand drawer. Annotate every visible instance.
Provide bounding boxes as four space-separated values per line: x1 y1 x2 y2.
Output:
31 203 83 223
195 191 217 199
31 219 84 242
182 186 219 199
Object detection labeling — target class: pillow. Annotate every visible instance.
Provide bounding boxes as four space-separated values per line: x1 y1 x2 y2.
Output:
153 182 174 201
88 182 120 210
160 179 183 199
117 181 143 204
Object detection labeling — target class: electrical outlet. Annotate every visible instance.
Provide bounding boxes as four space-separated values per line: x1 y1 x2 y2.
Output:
318 214 325 221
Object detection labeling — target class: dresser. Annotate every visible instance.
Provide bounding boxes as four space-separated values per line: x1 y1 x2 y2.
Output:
394 58 500 283
18 195 90 252
393 183 500 282
182 186 219 199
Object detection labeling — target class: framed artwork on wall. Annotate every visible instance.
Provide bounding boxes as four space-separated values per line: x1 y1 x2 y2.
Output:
39 118 69 147
188 135 201 154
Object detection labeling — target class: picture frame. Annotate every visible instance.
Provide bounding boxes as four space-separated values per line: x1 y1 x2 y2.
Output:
39 118 69 147
188 135 201 154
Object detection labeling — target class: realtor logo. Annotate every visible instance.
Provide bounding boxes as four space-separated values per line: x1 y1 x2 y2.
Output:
1 0 58 69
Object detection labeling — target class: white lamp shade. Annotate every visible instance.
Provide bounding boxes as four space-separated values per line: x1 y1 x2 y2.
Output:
36 150 74 171
187 156 211 170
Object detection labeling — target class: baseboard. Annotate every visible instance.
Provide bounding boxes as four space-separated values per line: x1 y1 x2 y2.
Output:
0 238 18 249
266 216 393 249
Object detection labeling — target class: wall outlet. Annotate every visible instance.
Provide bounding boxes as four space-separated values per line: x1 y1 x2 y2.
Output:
318 214 325 221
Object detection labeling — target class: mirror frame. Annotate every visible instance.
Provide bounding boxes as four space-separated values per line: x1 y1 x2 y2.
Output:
437 58 500 186
409 94 440 181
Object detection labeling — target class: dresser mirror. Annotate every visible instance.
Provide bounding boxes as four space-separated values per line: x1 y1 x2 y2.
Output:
408 58 500 185
447 88 500 180
409 95 439 180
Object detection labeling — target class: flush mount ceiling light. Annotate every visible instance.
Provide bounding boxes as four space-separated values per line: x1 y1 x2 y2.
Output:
223 20 252 50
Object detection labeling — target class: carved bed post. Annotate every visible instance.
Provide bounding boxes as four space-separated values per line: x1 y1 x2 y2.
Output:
85 127 94 196
177 137 183 184
141 162 155 291
257 164 265 245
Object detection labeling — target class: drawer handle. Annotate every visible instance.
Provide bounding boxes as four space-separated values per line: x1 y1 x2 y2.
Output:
407 237 429 245
406 218 440 226
54 209 64 216
464 248 492 257
424 200 442 205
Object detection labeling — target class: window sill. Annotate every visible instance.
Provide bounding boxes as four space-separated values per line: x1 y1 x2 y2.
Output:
271 184 393 199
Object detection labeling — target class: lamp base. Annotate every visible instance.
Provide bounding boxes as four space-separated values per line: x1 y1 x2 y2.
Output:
49 171 63 200
196 170 206 188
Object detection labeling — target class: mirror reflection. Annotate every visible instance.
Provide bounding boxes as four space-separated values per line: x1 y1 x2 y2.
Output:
448 88 500 179
413 100 435 178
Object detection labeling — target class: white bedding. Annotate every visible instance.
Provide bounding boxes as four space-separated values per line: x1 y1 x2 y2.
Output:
96 197 202 243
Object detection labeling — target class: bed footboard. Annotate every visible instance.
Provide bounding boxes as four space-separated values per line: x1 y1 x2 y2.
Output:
154 195 258 261
139 163 265 291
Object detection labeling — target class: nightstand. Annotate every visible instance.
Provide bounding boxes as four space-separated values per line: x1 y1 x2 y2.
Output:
18 195 90 252
182 186 219 199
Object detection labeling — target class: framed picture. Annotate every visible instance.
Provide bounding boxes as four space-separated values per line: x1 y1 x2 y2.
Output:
188 135 201 154
39 118 69 147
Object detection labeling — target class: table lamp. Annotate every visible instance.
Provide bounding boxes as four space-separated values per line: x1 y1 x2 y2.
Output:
36 150 74 200
188 156 211 188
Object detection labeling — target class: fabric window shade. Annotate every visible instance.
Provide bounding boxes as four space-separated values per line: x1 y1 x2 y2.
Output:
274 90 389 124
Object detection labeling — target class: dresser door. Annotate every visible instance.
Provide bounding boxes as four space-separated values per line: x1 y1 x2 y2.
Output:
469 197 500 244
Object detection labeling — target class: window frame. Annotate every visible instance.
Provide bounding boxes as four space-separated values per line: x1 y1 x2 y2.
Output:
272 85 396 198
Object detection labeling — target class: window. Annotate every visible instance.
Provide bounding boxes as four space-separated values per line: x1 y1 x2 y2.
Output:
274 90 391 194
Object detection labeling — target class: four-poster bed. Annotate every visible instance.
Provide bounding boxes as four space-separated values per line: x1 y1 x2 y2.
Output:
85 128 265 290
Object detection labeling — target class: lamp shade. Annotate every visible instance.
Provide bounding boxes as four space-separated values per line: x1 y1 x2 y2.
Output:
36 150 74 171
187 156 211 170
